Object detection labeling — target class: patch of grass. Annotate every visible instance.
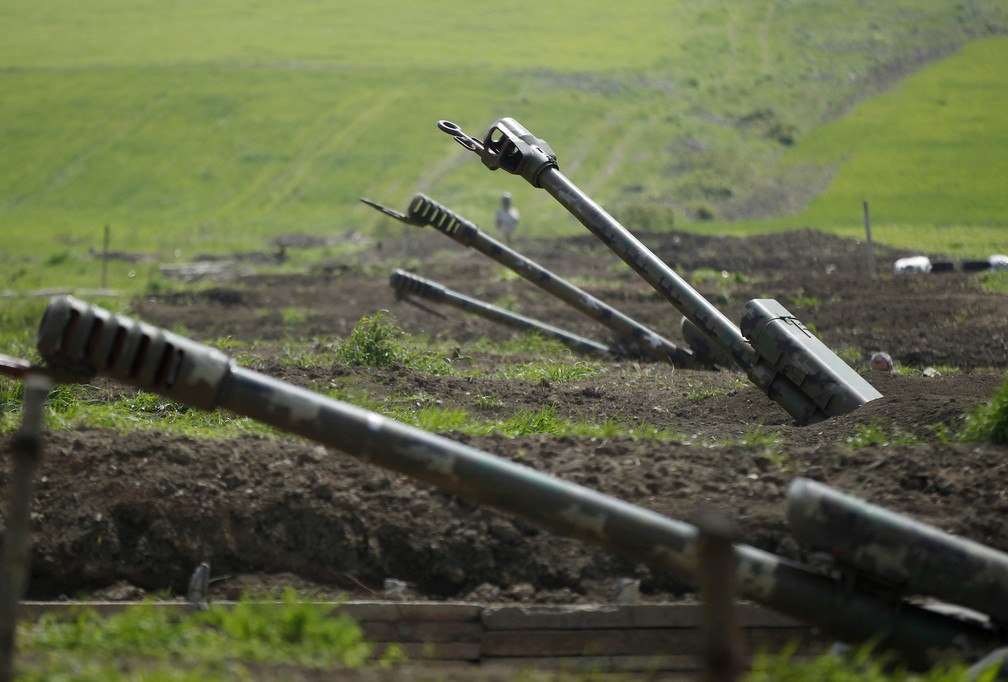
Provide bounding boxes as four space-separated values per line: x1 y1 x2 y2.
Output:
498 404 566 437
470 333 575 357
959 373 1008 445
791 296 822 308
3 0 1005 298
745 640 999 681
497 359 606 383
978 270 1008 295
16 588 402 679
584 418 684 442
474 394 506 409
492 294 520 312
845 421 921 448
736 426 784 450
281 306 313 327
336 311 455 375
382 399 472 434
31 384 275 438
835 345 865 367
685 382 723 403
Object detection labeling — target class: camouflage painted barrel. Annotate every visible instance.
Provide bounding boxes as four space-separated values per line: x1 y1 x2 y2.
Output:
33 295 1003 667
389 268 619 359
401 193 703 368
787 477 1008 624
437 116 882 425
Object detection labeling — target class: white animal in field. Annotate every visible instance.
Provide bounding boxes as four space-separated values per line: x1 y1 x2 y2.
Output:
989 254 1008 271
495 192 520 245
893 255 932 275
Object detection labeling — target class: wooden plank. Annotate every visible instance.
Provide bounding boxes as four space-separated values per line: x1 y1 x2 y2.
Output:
483 602 802 631
483 604 697 630
482 653 704 673
360 620 484 643
376 641 482 661
481 628 700 657
340 601 481 623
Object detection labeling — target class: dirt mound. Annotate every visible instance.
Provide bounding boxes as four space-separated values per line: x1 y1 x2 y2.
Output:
4 227 1007 605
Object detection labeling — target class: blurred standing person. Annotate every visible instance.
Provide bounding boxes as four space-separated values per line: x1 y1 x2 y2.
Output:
495 192 520 245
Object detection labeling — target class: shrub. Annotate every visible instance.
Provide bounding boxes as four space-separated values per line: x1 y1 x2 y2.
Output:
960 374 1008 445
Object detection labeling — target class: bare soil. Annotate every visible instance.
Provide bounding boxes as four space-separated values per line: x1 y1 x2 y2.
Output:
4 227 1008 610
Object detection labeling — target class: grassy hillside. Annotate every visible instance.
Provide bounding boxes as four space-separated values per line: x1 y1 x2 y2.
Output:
1 1 1006 292
718 36 1008 258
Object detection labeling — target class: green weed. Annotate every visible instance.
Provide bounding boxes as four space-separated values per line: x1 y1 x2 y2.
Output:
16 588 399 679
959 373 1008 445
470 333 574 357
686 383 721 403
336 311 454 375
791 296 822 308
835 346 865 367
281 307 313 328
497 359 605 383
474 394 506 409
746 640 999 681
737 426 784 450
978 270 1008 295
845 421 921 448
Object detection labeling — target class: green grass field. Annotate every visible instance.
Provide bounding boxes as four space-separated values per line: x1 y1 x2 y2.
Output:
1 0 1006 294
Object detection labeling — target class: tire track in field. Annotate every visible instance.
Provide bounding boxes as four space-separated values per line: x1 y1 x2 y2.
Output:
561 107 653 199
24 107 149 207
219 89 398 215
265 90 402 210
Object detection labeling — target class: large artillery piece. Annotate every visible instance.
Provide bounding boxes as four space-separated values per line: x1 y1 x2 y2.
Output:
389 268 621 359
436 117 882 425
362 194 704 368
788 478 1008 626
18 295 1007 671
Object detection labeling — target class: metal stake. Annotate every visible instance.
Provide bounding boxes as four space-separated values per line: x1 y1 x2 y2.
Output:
0 373 50 682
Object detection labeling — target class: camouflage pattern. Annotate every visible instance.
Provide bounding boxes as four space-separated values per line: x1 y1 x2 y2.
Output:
388 268 619 359
363 194 703 368
681 317 734 369
787 477 1008 625
740 299 882 417
437 117 883 425
31 296 1007 669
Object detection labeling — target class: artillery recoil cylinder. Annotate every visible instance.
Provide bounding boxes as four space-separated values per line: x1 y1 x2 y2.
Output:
33 296 1002 669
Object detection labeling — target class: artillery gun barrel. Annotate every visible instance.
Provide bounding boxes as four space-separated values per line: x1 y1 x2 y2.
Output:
398 193 702 368
389 268 618 359
31 295 1004 668
788 477 1008 625
536 166 836 423
437 117 882 425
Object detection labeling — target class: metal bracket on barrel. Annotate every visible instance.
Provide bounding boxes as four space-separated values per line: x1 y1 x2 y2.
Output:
438 118 558 187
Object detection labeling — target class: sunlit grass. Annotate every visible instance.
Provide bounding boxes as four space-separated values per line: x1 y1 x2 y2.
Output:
16 588 402 680
2 1 1005 298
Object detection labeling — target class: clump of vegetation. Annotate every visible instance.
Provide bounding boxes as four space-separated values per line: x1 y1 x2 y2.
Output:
746 641 1000 681
336 310 407 367
497 358 605 383
959 374 1008 445
845 421 920 448
978 270 1008 296
336 311 453 375
16 588 403 679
